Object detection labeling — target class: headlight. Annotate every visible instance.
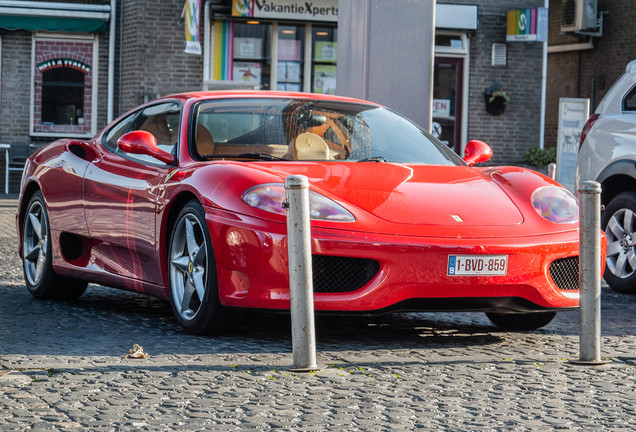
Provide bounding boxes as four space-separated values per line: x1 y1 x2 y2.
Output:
242 184 355 222
531 186 578 223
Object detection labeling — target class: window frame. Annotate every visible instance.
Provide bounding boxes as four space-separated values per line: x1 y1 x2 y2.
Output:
30 32 99 138
622 84 636 112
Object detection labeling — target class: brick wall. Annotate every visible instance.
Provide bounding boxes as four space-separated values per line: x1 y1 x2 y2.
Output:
5 0 603 171
546 0 636 148
440 0 545 166
0 31 33 144
119 0 204 113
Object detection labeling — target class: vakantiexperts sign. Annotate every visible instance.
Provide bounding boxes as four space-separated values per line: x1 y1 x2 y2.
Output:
232 0 338 22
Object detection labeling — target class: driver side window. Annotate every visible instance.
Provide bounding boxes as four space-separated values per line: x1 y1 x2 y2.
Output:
103 102 181 165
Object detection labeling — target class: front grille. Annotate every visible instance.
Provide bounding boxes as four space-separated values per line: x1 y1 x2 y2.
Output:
549 256 579 290
312 255 380 293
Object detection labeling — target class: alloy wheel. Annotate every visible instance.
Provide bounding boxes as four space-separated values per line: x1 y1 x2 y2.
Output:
23 199 48 287
605 207 636 280
169 213 208 321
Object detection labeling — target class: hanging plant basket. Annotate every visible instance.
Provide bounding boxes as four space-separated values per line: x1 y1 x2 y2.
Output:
484 82 510 115
484 94 508 115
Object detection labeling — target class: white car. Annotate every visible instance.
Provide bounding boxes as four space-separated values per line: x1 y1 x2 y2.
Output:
576 59 636 293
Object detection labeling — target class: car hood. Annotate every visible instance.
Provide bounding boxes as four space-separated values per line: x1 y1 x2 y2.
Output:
264 162 524 226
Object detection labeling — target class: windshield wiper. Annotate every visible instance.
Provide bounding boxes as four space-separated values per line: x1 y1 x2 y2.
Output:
357 156 389 163
201 153 288 161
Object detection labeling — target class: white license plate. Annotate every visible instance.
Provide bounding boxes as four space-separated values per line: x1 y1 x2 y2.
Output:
447 255 508 276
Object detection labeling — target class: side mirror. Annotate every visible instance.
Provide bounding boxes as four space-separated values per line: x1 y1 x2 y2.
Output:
117 130 175 165
463 139 493 166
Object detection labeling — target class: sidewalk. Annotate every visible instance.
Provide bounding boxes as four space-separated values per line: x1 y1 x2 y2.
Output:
1 196 635 431
0 197 18 239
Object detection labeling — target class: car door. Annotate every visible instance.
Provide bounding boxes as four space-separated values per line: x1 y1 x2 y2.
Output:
83 102 180 286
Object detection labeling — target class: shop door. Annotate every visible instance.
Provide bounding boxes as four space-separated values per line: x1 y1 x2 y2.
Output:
433 57 463 154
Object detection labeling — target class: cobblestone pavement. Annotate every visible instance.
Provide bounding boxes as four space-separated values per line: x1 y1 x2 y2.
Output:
1 198 635 431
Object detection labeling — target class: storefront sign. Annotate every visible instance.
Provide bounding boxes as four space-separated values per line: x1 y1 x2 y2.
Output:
233 0 338 22
38 58 91 73
436 4 477 30
556 98 590 193
433 99 451 118
506 8 547 42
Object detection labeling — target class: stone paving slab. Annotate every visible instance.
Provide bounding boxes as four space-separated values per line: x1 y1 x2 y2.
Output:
1 199 635 431
0 197 18 240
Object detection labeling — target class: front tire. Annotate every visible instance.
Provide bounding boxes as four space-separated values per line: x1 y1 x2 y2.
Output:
22 191 87 299
601 192 636 293
485 311 556 330
168 200 239 335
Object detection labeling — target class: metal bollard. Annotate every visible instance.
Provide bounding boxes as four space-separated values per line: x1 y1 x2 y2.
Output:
285 175 319 372
571 181 608 365
547 163 556 180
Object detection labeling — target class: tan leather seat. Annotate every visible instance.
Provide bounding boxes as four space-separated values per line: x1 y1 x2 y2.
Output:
292 132 329 160
140 114 174 147
196 124 215 157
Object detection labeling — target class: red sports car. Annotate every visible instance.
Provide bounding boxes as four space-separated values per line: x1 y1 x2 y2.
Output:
17 91 598 334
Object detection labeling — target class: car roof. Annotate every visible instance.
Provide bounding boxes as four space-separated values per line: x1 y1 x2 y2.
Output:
160 90 382 107
596 61 636 114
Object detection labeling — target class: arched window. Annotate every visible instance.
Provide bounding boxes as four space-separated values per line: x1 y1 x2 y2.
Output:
41 67 85 125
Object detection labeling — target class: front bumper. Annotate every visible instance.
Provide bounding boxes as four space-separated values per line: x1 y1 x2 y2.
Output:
206 208 591 313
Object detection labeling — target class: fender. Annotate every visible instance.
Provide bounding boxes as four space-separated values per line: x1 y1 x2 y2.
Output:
596 159 636 184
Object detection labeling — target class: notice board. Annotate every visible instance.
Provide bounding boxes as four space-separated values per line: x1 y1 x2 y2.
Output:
556 98 590 193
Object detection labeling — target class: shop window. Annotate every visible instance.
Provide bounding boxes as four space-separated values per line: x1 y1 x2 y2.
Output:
213 20 337 93
232 22 272 90
311 27 337 94
41 67 84 125
277 25 305 92
32 35 95 137
435 34 464 49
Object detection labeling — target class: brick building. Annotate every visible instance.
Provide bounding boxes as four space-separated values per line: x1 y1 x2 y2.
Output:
0 0 625 193
545 0 636 149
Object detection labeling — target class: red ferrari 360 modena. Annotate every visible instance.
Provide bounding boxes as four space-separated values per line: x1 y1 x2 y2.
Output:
16 91 603 334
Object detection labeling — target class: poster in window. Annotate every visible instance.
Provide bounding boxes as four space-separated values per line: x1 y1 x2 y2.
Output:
234 37 263 59
556 98 590 193
277 62 287 81
314 42 337 63
314 65 336 94
286 83 301 92
285 62 301 82
233 62 261 83
278 39 301 61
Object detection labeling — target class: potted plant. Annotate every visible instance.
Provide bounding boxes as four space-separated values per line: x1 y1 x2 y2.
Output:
484 82 510 115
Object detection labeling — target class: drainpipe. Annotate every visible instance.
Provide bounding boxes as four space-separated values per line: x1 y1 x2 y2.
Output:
107 0 116 123
539 0 549 149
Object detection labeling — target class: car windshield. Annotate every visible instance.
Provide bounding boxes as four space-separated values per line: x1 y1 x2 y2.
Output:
192 98 464 165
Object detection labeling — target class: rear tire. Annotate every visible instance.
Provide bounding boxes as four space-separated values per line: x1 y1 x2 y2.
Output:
168 200 240 335
485 311 556 330
22 191 87 299
601 192 636 293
